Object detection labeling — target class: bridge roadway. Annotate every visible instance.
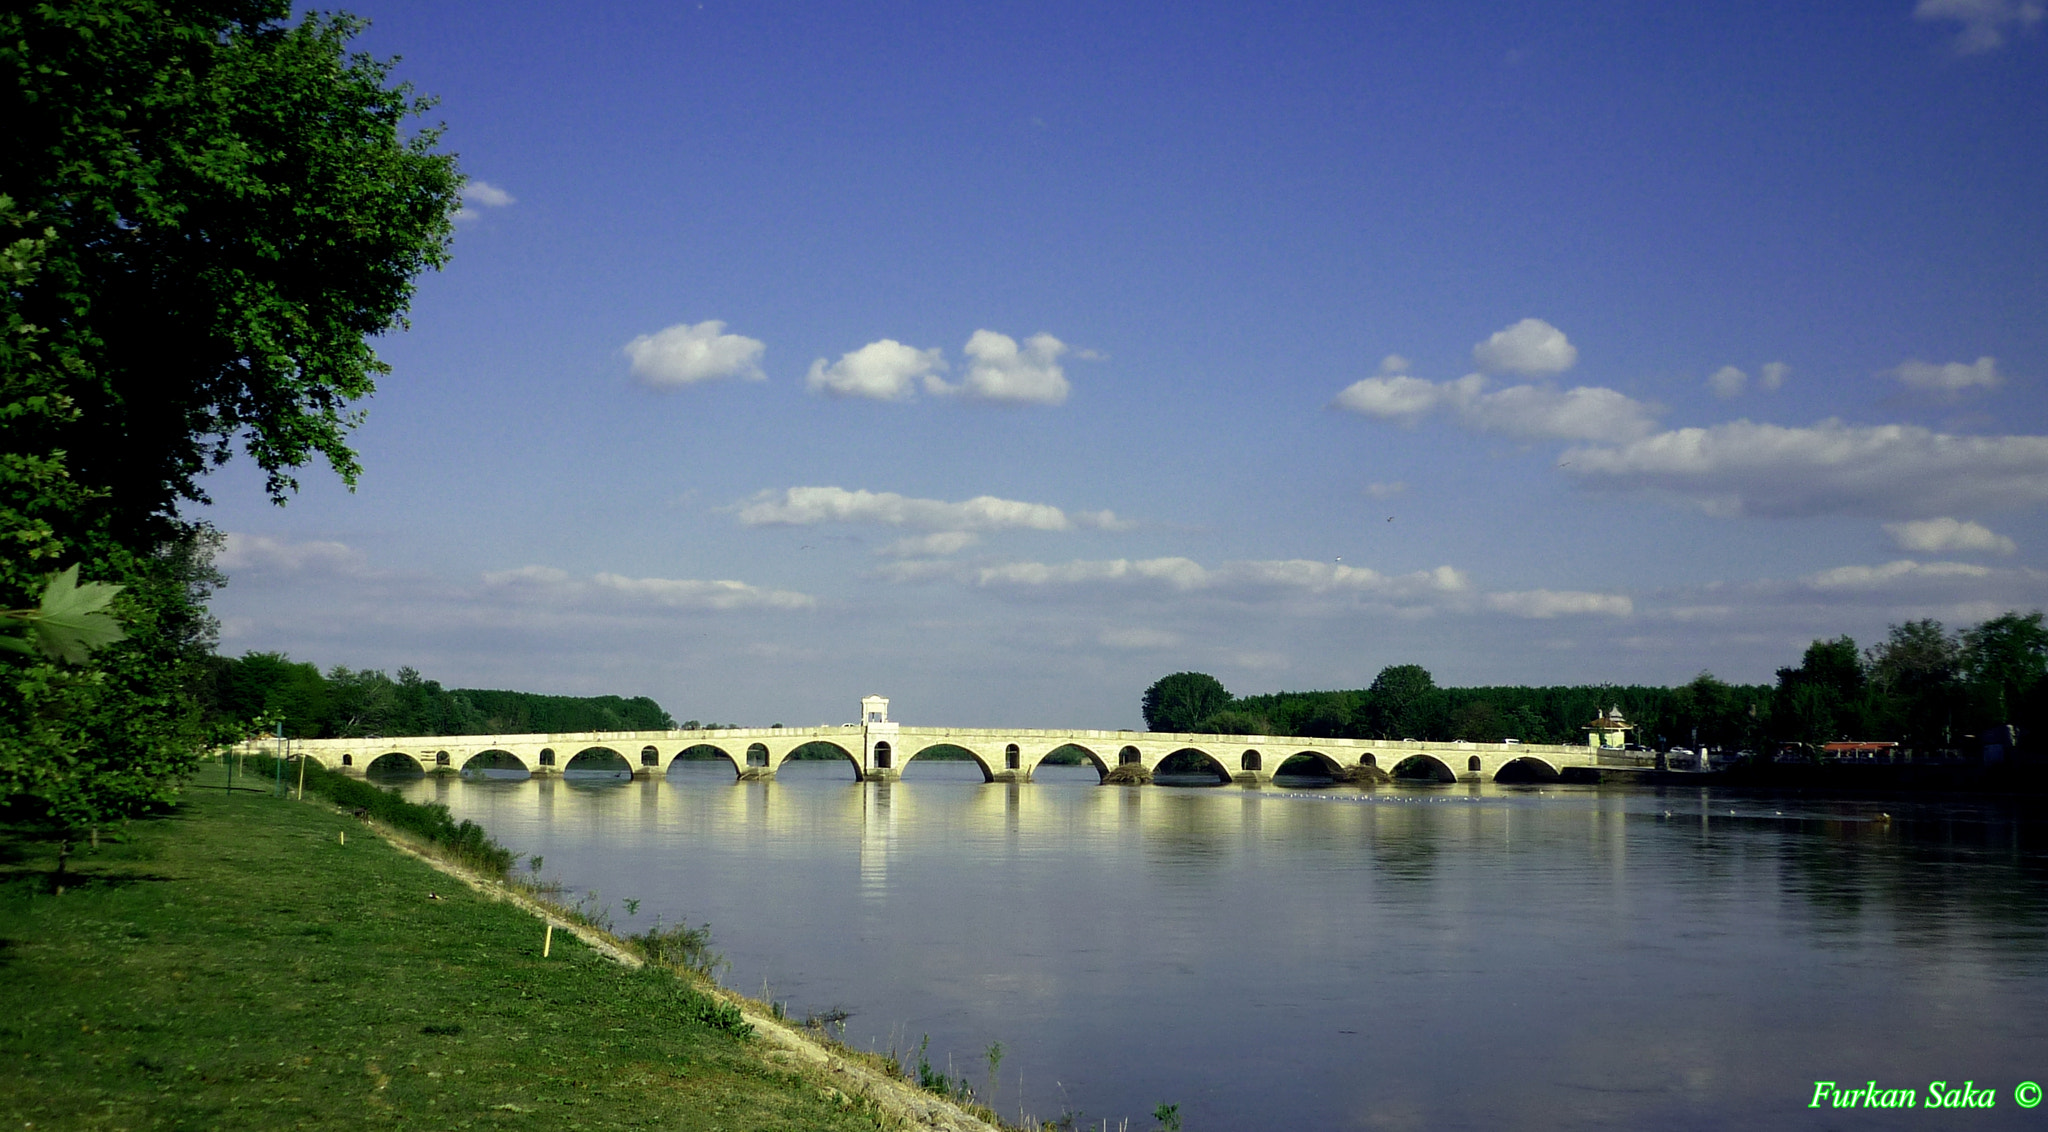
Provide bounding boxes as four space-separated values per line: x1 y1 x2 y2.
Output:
251 719 1609 785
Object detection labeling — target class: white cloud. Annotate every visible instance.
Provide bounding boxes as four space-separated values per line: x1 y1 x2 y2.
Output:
452 180 515 222
1708 366 1748 398
1883 517 2018 555
878 531 982 558
1916 0 2044 54
590 573 816 610
1377 354 1411 375
805 339 945 401
1098 627 1183 650
940 554 1640 623
927 331 1072 405
964 555 1472 600
974 556 1213 591
1332 374 1449 421
1483 590 1633 618
216 533 368 575
733 485 1128 533
1563 419 2048 518
623 320 767 387
1887 356 2004 396
1472 318 1578 376
481 564 571 587
483 565 814 610
1759 361 1789 391
1803 559 1993 590
1331 372 1658 442
1364 481 1408 499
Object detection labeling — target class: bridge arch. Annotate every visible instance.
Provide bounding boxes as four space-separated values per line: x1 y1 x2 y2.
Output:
1358 752 1377 768
670 743 741 777
873 741 893 770
1275 750 1341 779
640 744 660 768
460 749 530 776
565 747 632 779
744 742 771 769
1118 745 1142 766
1029 743 1107 781
906 744 994 782
1005 743 1021 771
538 747 557 767
1493 755 1562 784
1391 754 1456 783
1156 747 1230 785
366 751 425 776
776 740 862 780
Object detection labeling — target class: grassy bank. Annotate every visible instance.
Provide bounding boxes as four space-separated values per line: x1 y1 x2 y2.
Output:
0 764 911 1131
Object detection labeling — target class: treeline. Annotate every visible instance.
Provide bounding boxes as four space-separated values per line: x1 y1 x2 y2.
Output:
1142 610 2047 757
1147 668 1771 749
202 652 678 739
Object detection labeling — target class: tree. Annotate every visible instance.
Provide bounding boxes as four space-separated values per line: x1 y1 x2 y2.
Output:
1 2 461 829
1866 620 1964 754
1769 637 1869 747
1961 611 2048 750
1142 672 1232 732
1364 664 1439 739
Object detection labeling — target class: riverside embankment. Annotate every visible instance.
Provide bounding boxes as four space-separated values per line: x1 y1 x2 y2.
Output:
0 764 1004 1132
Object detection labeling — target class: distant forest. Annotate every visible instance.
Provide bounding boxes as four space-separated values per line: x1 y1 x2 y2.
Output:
1143 610 2047 756
203 652 692 739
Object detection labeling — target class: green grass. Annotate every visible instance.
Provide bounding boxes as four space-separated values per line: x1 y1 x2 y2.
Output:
0 765 895 1131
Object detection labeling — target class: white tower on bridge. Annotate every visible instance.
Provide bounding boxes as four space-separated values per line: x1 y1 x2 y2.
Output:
861 695 899 777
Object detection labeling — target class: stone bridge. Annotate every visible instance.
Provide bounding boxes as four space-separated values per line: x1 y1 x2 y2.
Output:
241 695 1616 786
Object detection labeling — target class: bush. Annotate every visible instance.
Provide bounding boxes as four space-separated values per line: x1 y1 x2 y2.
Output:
247 754 513 875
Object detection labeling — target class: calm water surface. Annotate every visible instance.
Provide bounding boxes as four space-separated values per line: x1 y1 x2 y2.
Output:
393 762 2048 1130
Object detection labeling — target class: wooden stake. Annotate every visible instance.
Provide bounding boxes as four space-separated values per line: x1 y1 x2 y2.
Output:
544 923 554 958
339 830 345 846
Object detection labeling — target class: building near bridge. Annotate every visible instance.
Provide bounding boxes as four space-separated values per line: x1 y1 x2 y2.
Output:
1583 706 1632 749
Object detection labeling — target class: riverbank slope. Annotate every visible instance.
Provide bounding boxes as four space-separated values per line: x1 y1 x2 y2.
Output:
0 767 992 1130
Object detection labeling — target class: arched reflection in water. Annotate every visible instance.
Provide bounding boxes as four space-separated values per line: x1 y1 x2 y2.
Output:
393 773 2048 1132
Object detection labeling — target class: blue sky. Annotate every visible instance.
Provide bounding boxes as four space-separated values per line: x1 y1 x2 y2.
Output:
203 0 2048 728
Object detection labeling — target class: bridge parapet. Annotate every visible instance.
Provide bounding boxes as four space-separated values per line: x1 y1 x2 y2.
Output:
237 722 1599 785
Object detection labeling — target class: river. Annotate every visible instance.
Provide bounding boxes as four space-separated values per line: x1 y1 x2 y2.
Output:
391 760 2048 1130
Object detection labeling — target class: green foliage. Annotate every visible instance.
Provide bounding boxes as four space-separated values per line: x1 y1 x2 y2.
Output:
201 652 678 739
1153 1102 1183 1132
668 983 753 1040
632 919 731 981
0 2 460 834
260 753 512 875
1962 611 2048 741
1171 609 2042 760
1366 664 1440 738
1142 671 1232 732
456 687 676 733
0 565 126 663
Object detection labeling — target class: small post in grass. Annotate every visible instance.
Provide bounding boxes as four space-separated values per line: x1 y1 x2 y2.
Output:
274 720 286 796
544 922 554 958
296 737 308 801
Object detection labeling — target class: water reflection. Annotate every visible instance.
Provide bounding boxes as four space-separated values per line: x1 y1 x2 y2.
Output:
393 766 2048 1130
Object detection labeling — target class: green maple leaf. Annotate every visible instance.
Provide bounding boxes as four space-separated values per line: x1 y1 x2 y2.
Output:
0 565 127 664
